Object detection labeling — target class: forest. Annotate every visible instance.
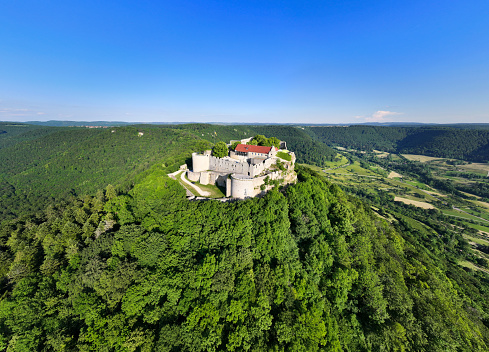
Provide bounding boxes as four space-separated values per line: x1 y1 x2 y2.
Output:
308 125 489 162
0 123 335 221
1 123 489 351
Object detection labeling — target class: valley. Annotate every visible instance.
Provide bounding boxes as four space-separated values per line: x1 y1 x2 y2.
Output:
308 148 489 274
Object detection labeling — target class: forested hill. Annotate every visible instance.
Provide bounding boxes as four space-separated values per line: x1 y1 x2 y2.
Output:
2 123 489 350
162 123 337 166
0 123 334 222
0 124 210 221
1 165 489 350
0 123 58 150
308 125 489 162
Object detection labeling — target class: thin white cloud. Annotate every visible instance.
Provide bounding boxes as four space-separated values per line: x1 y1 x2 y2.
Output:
365 110 403 122
0 107 47 119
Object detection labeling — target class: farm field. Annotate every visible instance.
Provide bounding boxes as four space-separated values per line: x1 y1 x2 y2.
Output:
402 154 445 162
322 154 350 168
394 196 435 209
458 163 489 176
310 148 489 276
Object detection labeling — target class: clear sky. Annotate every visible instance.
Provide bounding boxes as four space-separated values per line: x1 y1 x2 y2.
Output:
1 0 488 124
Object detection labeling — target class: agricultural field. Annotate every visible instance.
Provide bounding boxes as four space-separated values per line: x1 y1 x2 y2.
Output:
402 154 444 162
323 153 349 168
458 163 489 176
309 149 489 273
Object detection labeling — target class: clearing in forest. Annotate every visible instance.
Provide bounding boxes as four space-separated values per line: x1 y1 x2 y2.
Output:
388 171 402 179
373 150 389 158
394 196 435 209
457 163 489 176
402 154 444 162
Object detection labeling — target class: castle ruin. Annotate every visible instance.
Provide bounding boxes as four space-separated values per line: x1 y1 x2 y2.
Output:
187 138 297 199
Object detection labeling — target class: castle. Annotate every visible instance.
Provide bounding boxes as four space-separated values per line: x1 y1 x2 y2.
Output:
187 138 297 199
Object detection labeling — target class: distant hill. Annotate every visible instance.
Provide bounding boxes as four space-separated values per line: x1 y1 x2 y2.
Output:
308 125 489 162
0 125 210 221
25 120 132 127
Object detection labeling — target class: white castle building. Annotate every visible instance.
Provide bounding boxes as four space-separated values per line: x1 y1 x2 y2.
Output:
187 140 296 199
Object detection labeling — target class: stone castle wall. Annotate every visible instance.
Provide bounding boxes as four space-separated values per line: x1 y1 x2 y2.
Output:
192 152 278 177
189 151 296 199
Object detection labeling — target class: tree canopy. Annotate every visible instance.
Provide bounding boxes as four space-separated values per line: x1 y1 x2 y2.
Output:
1 164 489 350
212 141 229 158
2 123 489 350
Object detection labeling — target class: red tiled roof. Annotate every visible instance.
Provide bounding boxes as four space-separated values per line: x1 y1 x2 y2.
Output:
235 144 276 154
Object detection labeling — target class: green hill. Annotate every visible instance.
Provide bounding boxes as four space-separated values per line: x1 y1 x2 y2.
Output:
2 123 489 350
0 125 210 221
1 164 489 350
308 125 489 162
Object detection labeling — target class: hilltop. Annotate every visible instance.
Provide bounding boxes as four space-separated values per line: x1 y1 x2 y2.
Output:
1 123 489 350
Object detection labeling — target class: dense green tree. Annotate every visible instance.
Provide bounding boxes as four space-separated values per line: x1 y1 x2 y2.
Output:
212 141 229 158
230 141 240 150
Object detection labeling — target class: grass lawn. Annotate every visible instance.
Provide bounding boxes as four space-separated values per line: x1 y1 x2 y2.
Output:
458 163 489 176
462 208 489 221
276 151 292 161
403 179 431 190
464 234 489 246
402 154 445 162
458 260 489 274
193 182 226 198
344 162 376 176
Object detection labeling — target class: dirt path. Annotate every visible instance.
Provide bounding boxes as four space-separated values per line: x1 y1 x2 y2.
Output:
178 171 211 197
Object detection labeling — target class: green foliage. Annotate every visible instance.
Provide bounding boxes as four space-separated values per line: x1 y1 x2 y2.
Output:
2 124 489 350
276 151 292 161
1 164 489 350
230 141 240 150
0 125 211 221
212 141 228 158
308 125 489 162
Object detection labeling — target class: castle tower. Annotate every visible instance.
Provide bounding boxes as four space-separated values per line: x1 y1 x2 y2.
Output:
231 174 255 199
192 152 210 172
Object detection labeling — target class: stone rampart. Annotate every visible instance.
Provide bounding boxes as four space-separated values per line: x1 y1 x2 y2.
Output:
209 155 254 175
187 171 201 182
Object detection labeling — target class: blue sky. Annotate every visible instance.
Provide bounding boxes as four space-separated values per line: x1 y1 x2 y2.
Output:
1 0 488 124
